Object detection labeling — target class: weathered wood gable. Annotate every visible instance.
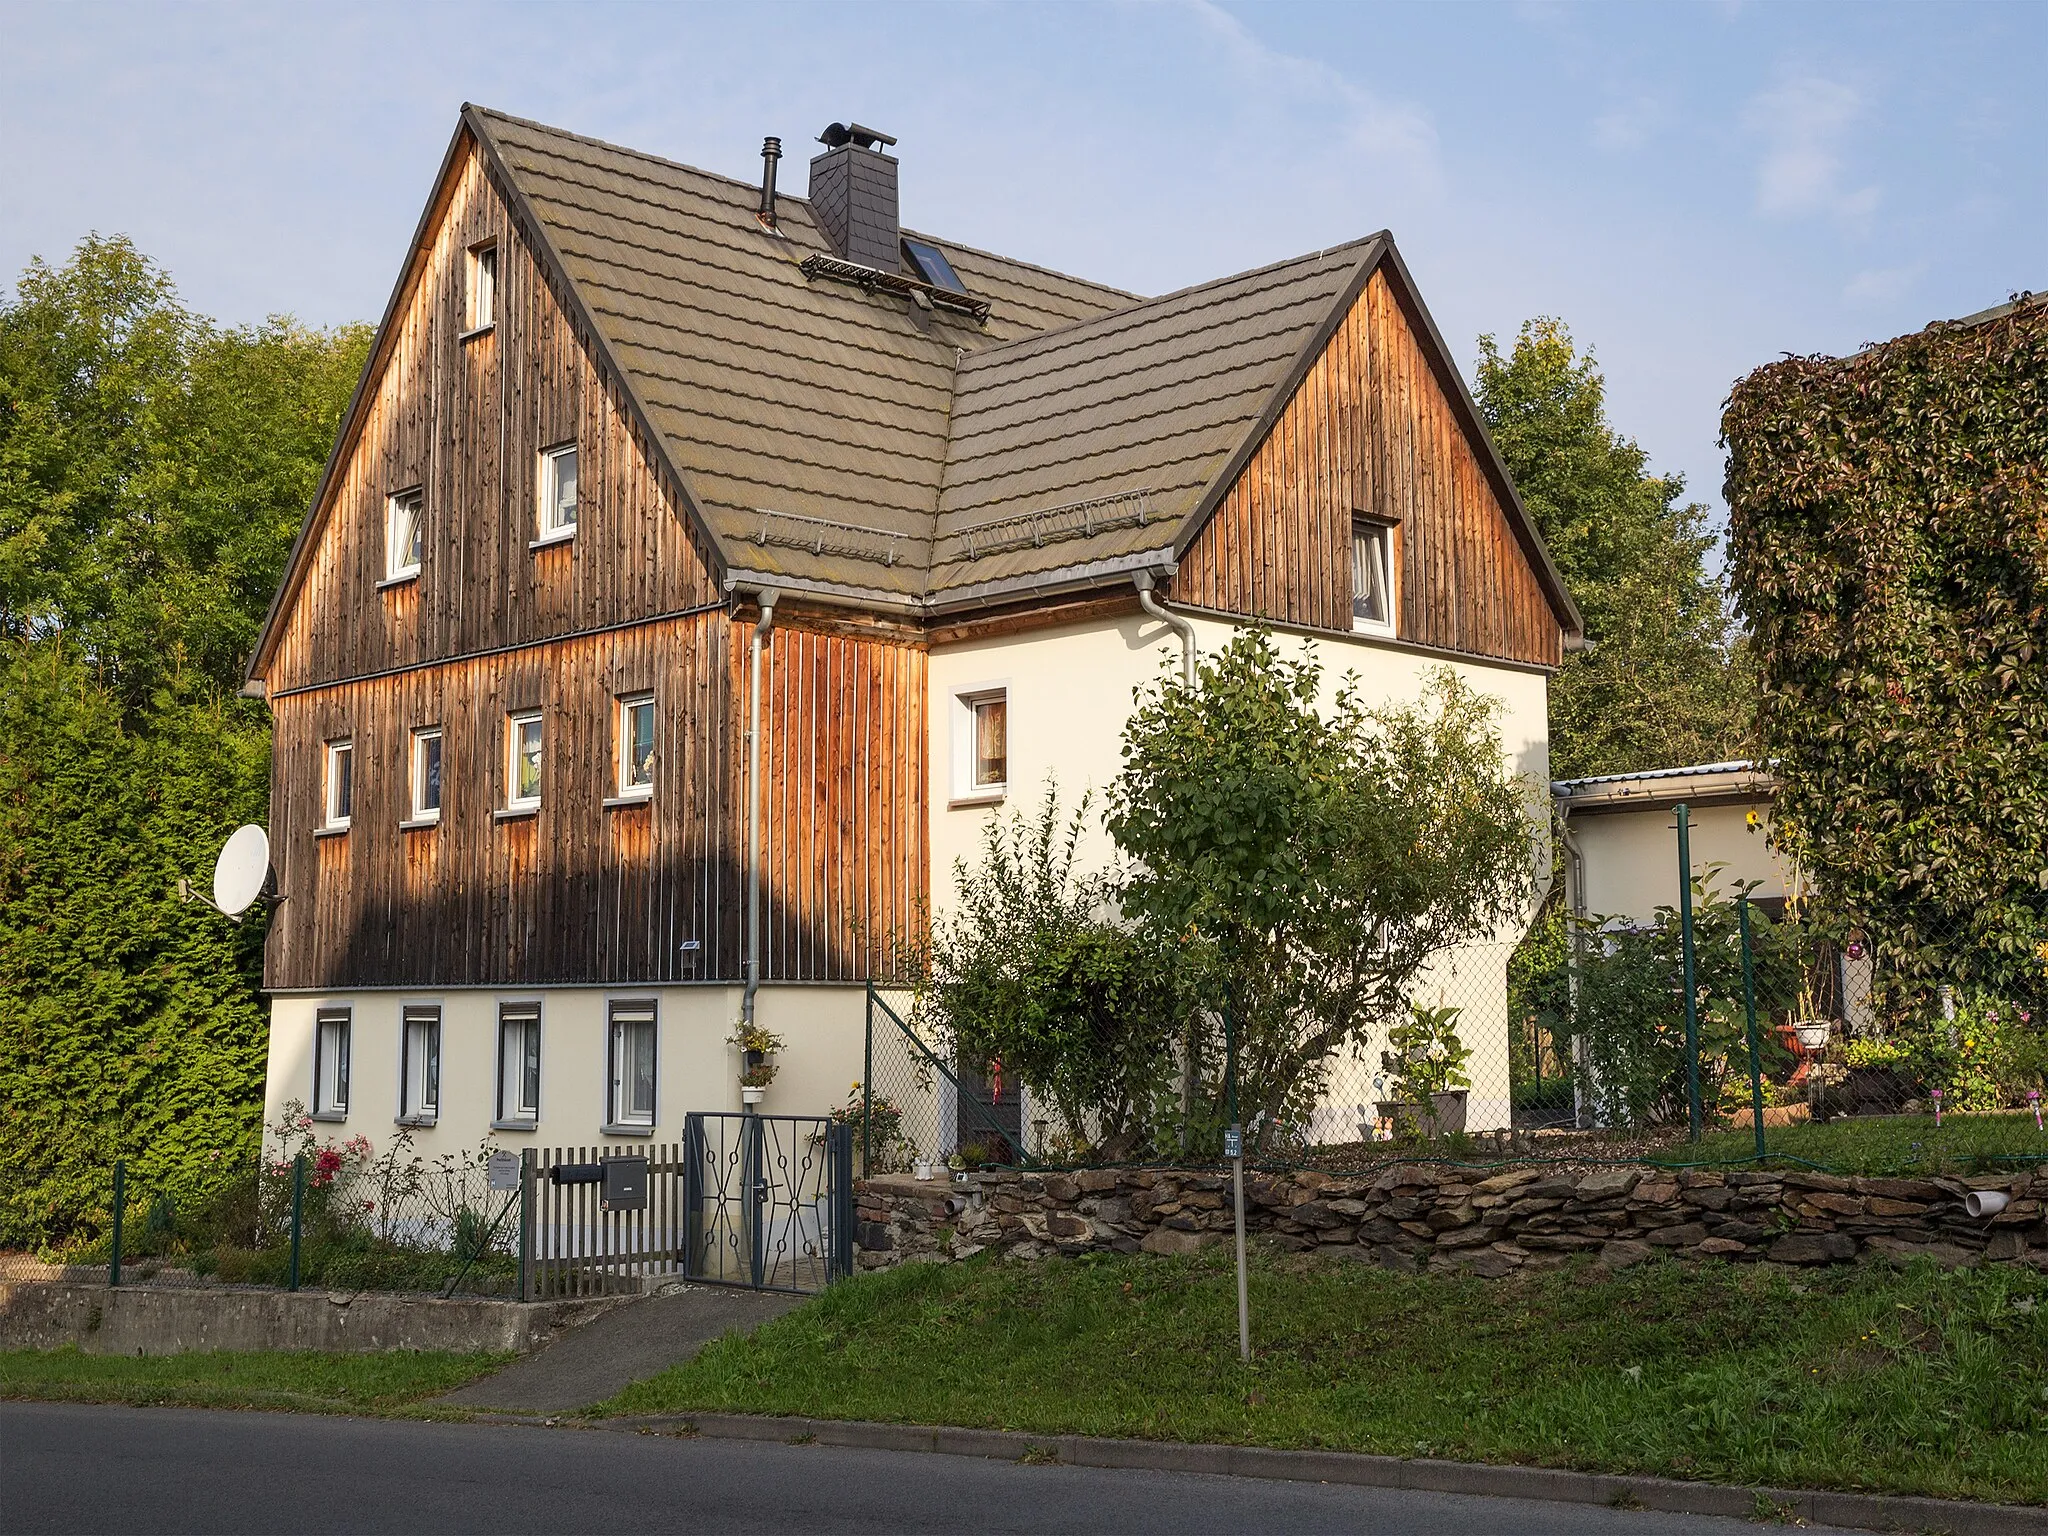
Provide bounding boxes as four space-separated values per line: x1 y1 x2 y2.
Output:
260 134 721 697
1175 267 1562 669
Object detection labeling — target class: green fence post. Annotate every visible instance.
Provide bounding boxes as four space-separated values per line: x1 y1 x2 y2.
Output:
1738 894 1767 1160
1675 803 1704 1141
288 1152 305 1292
862 983 875 1175
109 1161 125 1288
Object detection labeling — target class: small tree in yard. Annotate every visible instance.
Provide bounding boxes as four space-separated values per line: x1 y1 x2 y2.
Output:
1108 632 1536 1150
919 785 1193 1157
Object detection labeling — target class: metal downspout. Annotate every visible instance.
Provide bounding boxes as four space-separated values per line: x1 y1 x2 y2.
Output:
1556 802 1593 1128
743 591 779 1032
1133 570 1196 686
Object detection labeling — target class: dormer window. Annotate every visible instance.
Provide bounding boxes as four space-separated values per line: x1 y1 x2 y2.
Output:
466 243 496 332
537 443 578 544
1352 517 1396 637
385 489 423 582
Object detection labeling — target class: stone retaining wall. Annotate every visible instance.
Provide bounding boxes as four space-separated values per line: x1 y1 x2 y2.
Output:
855 1164 2048 1278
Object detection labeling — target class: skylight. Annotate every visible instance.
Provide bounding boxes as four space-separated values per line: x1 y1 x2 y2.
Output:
903 238 968 295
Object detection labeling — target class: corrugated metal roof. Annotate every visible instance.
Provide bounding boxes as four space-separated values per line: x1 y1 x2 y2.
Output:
1552 760 1760 792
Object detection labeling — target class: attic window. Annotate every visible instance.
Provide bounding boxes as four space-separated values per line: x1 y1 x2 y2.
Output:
1352 517 1396 637
467 244 496 332
903 239 967 294
536 443 577 543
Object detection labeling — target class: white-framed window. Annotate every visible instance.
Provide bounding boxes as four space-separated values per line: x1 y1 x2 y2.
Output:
466 243 497 331
399 1005 441 1124
313 1007 351 1119
496 1003 542 1126
409 727 442 823
323 740 354 829
1352 517 1396 636
617 694 656 799
506 711 543 811
537 443 578 541
385 488 423 582
949 687 1008 802
607 1000 657 1130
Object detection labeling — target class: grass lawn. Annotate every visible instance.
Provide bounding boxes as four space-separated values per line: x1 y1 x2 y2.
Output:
1673 1111 2048 1176
0 1347 511 1415
605 1250 2048 1506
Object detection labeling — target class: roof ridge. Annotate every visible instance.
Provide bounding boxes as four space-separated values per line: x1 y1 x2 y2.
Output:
956 234 1384 364
470 103 1137 312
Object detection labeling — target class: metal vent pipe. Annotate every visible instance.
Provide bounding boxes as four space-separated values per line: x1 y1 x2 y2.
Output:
757 137 782 229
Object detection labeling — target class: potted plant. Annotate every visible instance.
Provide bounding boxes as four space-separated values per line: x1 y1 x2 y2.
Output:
730 1022 785 1106
1381 1003 1473 1139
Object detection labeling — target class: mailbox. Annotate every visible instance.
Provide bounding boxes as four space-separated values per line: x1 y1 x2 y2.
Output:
602 1155 648 1212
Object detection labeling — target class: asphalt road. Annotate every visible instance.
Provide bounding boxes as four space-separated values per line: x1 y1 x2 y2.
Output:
2 1402 1865 1536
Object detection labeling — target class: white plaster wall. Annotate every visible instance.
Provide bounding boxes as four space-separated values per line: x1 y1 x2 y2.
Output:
1571 801 1789 927
927 610 1553 1135
265 983 865 1157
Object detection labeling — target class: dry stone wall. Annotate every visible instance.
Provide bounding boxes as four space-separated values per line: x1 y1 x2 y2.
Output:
854 1164 2048 1279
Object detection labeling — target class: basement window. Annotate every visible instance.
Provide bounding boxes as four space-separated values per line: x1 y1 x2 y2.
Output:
536 443 578 543
1352 517 1396 637
903 238 968 295
313 1007 351 1120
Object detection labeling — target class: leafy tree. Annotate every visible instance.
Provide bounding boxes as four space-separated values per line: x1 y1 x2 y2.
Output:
918 785 1195 1157
1476 318 1752 779
0 238 367 1245
1108 633 1535 1149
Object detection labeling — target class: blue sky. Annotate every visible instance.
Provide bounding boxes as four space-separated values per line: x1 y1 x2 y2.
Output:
4 1 2042 533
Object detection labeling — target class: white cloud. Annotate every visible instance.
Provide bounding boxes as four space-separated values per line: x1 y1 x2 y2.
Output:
1744 72 1881 228
1593 94 1661 152
1180 0 1441 189
1843 264 1922 306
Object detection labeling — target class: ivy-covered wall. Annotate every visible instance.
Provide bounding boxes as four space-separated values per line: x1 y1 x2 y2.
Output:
1723 293 2048 999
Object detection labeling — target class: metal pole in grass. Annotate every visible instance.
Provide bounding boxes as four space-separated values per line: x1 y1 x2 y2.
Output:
288 1152 305 1292
1738 894 1767 1160
1675 803 1704 1140
862 983 875 1175
1226 1000 1250 1363
109 1161 125 1288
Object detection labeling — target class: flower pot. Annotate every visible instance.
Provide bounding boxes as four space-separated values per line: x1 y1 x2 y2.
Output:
1794 1020 1832 1051
1426 1089 1469 1138
741 1086 766 1105
913 1159 934 1181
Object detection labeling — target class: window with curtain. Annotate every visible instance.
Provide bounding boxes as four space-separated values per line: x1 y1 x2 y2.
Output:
497 1004 541 1125
410 728 442 822
618 695 655 797
608 1001 657 1128
1352 518 1395 634
972 694 1007 788
401 1006 441 1122
507 712 543 810
313 1008 351 1118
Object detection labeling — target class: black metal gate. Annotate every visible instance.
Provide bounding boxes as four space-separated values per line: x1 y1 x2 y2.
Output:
683 1113 852 1294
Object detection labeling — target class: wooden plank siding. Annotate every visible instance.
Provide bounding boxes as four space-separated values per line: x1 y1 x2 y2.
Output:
264 139 721 697
1173 269 1561 669
267 611 927 991
260 136 927 992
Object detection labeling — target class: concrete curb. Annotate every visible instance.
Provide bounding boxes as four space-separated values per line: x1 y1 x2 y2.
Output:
599 1411 2046 1535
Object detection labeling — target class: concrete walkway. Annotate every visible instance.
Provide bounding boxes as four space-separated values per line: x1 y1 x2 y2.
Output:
438 1284 805 1413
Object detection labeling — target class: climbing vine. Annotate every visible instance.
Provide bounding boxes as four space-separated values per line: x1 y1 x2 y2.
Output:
1722 294 2048 1001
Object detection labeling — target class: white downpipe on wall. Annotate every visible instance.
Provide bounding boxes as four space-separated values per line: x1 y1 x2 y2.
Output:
743 589 779 1030
1133 569 1196 686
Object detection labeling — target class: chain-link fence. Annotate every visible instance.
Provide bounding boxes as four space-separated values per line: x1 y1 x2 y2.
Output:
0 1130 520 1296
858 889 2048 1183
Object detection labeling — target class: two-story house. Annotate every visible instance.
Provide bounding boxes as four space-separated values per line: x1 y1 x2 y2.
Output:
245 106 1580 1151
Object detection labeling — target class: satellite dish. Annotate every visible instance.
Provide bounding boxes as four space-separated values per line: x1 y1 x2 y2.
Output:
212 825 271 917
